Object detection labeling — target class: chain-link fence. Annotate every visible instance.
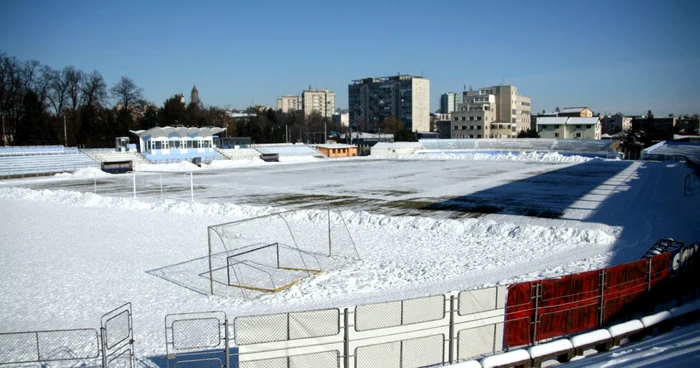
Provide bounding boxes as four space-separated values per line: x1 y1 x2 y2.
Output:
0 329 100 365
164 311 229 368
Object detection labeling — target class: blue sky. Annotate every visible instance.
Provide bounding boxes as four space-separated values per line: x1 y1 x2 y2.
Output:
1 0 699 115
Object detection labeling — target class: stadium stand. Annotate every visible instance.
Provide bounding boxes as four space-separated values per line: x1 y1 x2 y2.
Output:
142 150 225 164
420 139 477 150
81 149 149 165
217 147 262 161
252 144 325 158
641 141 700 161
0 146 98 178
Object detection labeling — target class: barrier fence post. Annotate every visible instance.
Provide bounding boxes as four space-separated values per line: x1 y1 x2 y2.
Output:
224 319 230 368
449 295 455 364
100 327 108 368
343 308 350 368
599 270 606 327
532 283 540 345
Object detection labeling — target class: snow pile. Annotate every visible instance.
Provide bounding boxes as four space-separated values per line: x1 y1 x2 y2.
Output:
278 156 324 163
380 150 596 163
205 159 265 168
135 161 200 172
54 167 111 178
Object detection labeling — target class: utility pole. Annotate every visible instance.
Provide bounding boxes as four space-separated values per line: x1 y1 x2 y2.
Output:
1 113 5 146
324 122 327 144
63 115 67 146
285 124 288 143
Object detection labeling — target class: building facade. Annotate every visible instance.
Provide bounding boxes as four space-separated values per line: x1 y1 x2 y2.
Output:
601 115 633 134
440 92 463 114
333 112 350 127
536 117 601 139
276 95 301 113
348 75 430 132
450 85 531 139
302 89 335 118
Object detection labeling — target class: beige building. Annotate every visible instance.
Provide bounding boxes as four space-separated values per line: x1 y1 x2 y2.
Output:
537 117 601 139
348 75 430 133
302 89 335 118
276 95 301 113
450 85 531 139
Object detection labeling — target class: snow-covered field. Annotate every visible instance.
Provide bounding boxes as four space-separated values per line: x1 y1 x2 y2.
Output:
1 154 699 359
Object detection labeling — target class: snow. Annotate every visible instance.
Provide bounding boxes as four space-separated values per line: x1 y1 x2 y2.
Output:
449 360 482 368
135 161 201 172
54 167 112 178
570 329 612 348
1 154 699 360
527 339 573 358
608 320 645 338
669 302 699 318
564 322 700 368
641 311 673 328
480 349 530 367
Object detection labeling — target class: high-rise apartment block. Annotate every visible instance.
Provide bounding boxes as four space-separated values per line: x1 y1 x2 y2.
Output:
440 92 463 114
450 85 531 139
348 75 430 132
302 89 335 118
276 95 301 113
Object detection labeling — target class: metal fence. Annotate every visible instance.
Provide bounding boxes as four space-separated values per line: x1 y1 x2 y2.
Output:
0 303 133 368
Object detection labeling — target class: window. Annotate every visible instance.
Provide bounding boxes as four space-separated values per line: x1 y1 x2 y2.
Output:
576 125 581 129
453 126 458 130
576 132 582 138
469 116 474 121
554 133 559 138
461 117 466 121
477 134 482 138
554 125 560 129
469 135 474 138
454 117 458 121
477 116 482 120
461 125 466 130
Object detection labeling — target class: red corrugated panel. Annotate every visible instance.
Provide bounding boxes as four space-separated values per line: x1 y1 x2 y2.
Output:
535 270 601 341
602 258 649 324
505 281 538 347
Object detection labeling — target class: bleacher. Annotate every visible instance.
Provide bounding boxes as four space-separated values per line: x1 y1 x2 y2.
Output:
0 146 98 178
642 141 700 161
142 150 225 164
253 144 325 158
217 148 262 161
81 149 149 165
419 139 477 150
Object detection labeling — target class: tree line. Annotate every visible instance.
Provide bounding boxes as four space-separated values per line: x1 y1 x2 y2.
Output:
0 52 354 148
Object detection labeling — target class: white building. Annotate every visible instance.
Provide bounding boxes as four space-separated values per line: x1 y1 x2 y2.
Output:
348 75 431 133
302 89 335 118
276 95 301 113
536 117 601 139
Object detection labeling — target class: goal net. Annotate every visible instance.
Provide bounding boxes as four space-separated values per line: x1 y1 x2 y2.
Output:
207 206 360 299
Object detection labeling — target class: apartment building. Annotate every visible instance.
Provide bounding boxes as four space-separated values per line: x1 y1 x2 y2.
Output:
450 85 531 139
537 117 601 139
440 92 463 114
302 89 335 118
276 95 301 113
348 75 430 132
601 115 633 134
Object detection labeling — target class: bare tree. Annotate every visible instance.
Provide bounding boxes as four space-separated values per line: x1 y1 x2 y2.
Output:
64 66 84 113
80 70 107 108
110 76 143 110
47 67 69 116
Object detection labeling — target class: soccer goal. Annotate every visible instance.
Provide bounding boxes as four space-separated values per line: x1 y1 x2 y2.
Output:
207 206 360 299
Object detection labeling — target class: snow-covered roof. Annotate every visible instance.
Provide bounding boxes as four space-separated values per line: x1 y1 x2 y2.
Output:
567 117 599 125
559 107 589 114
314 144 357 149
129 126 226 138
536 117 599 126
536 117 568 125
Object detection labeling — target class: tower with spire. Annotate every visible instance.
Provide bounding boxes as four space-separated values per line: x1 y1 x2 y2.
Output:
191 84 200 105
